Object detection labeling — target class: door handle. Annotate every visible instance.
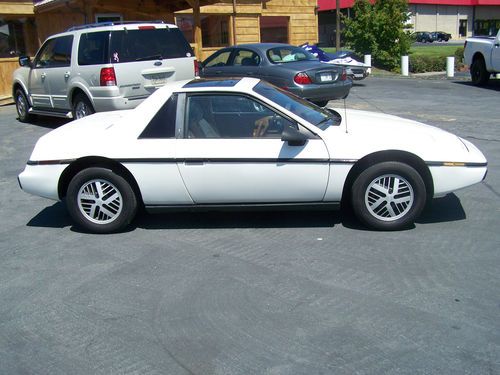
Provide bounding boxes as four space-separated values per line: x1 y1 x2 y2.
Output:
215 70 222 75
41 73 46 79
64 71 71 78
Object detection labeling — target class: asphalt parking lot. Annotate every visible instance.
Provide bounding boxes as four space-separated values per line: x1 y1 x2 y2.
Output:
1 77 499 375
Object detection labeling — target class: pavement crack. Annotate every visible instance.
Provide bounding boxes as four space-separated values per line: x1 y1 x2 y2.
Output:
464 135 500 143
482 181 500 199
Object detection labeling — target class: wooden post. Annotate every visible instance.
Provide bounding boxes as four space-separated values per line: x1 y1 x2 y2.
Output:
192 0 202 60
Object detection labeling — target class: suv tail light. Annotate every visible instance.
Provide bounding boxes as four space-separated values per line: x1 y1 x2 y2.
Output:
100 67 117 86
294 72 312 85
194 60 200 77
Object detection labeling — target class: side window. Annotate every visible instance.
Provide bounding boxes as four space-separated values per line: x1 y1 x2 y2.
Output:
203 50 231 68
78 31 109 65
34 36 73 68
232 49 260 66
185 94 296 139
34 39 57 68
139 94 177 139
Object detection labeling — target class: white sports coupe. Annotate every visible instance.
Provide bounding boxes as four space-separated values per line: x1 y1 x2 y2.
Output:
18 77 487 233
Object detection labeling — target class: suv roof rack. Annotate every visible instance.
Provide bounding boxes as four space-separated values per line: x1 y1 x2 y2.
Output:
67 20 166 32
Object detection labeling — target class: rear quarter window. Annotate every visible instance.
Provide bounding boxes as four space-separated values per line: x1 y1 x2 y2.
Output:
109 28 193 63
78 31 110 65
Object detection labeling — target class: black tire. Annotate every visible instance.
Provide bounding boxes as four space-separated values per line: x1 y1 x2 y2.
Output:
351 162 426 231
66 167 137 233
470 57 489 86
313 100 329 107
15 89 34 123
72 93 95 119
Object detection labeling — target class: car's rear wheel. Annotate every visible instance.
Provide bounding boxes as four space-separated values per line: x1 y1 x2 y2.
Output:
471 57 489 86
313 100 329 107
351 162 426 230
15 89 34 123
72 93 95 119
66 168 137 233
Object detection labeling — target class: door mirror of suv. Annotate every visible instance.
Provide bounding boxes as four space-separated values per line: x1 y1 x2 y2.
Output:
18 56 31 67
281 124 308 146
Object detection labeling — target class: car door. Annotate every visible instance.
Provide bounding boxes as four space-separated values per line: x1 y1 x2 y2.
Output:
45 35 74 110
492 32 500 71
29 39 55 108
175 92 330 204
200 49 233 78
219 48 262 78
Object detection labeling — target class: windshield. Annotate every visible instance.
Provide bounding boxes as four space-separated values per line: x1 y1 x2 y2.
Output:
109 28 193 63
267 46 317 64
253 81 341 129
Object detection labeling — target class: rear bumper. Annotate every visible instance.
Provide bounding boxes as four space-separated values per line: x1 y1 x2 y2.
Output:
287 80 352 101
88 86 149 112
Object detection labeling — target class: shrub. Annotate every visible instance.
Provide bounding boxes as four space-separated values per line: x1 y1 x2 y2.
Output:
410 55 446 73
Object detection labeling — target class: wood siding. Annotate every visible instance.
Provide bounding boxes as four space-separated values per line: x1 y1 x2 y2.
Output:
177 0 318 59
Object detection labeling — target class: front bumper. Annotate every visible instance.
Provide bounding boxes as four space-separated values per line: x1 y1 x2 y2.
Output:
18 164 67 201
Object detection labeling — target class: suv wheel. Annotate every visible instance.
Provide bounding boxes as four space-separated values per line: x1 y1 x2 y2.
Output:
15 89 34 123
72 93 95 119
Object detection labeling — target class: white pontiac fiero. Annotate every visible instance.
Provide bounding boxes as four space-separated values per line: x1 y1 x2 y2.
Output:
18 77 487 233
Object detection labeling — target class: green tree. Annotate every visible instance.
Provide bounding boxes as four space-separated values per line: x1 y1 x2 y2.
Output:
343 0 412 70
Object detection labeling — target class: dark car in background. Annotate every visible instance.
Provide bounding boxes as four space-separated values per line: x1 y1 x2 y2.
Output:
431 31 452 42
200 43 352 107
414 32 434 43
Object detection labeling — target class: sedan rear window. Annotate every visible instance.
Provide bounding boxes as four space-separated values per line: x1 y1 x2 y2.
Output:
109 28 193 63
267 46 316 64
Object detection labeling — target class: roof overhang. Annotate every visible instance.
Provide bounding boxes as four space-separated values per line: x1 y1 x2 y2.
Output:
34 0 222 13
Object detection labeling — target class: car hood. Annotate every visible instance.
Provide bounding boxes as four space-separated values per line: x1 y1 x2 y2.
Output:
322 109 486 163
29 110 133 161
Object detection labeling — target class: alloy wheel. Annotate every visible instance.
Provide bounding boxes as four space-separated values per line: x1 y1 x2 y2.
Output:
365 174 414 221
77 179 123 224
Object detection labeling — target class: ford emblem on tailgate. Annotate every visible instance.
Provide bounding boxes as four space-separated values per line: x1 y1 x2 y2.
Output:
154 61 162 66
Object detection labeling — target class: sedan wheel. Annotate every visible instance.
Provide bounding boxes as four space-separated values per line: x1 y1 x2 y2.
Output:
66 168 137 233
351 162 426 230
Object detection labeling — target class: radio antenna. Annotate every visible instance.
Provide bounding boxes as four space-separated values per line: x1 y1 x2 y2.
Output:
343 96 348 133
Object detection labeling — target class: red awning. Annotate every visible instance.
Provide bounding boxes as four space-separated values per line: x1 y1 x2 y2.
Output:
318 0 500 10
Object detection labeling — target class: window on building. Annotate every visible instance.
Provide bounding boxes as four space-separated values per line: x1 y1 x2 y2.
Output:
474 19 500 36
260 16 289 44
95 14 123 23
0 18 27 58
176 15 230 47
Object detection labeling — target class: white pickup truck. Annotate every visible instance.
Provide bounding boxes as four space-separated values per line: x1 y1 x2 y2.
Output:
464 30 500 85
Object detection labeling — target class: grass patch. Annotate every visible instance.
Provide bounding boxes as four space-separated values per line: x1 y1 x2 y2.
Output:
409 45 460 58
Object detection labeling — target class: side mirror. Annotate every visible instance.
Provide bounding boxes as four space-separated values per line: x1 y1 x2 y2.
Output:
281 124 308 146
18 56 31 67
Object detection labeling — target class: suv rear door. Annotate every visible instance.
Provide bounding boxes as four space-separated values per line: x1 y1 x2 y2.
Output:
109 26 195 101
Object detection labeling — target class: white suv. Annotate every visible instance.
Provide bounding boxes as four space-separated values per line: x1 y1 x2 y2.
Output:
12 21 197 122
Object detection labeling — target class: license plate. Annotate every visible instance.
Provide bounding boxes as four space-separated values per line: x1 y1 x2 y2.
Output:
149 73 166 86
320 73 333 82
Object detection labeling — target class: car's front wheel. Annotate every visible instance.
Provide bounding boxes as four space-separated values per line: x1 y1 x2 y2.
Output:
313 100 329 107
66 168 138 233
72 93 95 119
15 89 34 123
351 162 426 230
